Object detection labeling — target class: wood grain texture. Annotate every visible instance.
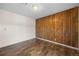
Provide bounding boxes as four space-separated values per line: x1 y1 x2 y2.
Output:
36 7 78 48
78 7 79 48
54 12 64 44
0 39 79 56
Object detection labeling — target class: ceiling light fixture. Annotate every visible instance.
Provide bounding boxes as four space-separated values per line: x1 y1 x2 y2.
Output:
32 5 38 11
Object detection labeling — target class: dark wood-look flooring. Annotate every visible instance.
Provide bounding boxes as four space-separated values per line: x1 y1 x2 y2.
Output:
0 39 79 56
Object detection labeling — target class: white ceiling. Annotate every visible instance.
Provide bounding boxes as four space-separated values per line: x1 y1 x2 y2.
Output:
0 3 79 19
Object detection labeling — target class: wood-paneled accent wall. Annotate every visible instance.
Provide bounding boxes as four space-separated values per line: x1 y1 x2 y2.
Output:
36 7 78 48
78 7 79 48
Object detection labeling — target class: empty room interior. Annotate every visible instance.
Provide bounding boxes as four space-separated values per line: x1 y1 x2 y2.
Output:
0 3 79 56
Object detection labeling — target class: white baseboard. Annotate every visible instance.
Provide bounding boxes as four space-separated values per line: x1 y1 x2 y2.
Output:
36 37 79 51
0 38 35 49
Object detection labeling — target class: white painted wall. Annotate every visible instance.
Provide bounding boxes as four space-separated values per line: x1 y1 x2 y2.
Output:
0 9 35 48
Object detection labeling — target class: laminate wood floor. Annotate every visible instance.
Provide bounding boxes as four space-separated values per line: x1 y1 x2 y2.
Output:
0 39 79 56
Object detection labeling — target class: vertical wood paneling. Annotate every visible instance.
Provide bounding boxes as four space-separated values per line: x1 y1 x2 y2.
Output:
36 7 78 48
54 12 64 43
78 7 79 48
65 9 72 46
50 15 55 41
70 7 78 47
